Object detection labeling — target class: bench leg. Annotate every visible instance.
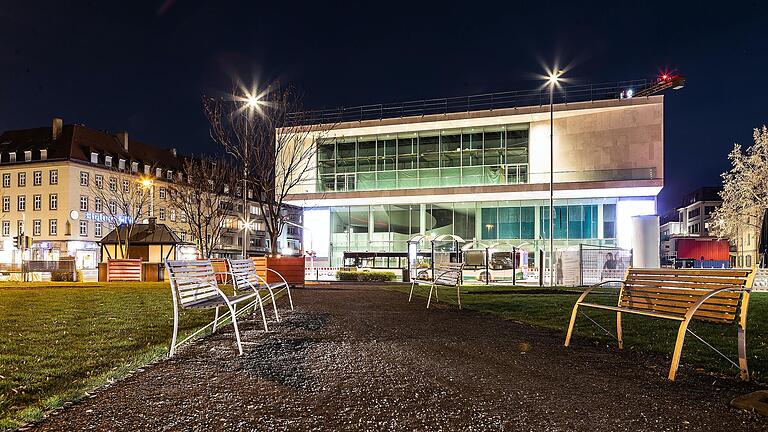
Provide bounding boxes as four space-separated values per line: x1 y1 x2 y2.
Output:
616 311 623 350
564 304 580 347
212 306 220 333
457 284 462 310
737 324 749 381
266 287 280 322
226 302 244 356
409 281 416 302
668 319 691 381
427 283 435 309
256 292 269 332
169 303 180 357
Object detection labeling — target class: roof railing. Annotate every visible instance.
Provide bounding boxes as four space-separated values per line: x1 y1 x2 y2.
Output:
290 79 650 125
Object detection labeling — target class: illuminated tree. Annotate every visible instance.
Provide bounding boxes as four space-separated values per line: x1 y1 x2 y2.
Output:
711 126 768 244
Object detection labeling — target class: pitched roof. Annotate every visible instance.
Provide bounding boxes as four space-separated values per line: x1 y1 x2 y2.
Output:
0 122 183 170
99 221 183 245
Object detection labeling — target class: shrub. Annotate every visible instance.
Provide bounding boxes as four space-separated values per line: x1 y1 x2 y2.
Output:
336 270 396 282
51 271 75 282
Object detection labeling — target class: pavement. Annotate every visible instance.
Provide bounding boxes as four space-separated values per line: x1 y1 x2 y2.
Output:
30 285 768 431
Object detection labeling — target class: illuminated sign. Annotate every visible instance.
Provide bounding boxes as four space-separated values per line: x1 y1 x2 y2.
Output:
83 212 133 225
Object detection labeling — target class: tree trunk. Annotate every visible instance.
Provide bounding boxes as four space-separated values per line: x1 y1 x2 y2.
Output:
270 231 279 256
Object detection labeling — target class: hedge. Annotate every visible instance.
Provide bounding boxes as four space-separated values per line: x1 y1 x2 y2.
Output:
336 270 396 282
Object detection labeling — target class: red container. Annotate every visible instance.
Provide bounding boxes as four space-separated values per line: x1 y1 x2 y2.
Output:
676 238 730 261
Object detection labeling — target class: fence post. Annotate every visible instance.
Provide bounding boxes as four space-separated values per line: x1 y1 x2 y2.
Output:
539 249 544 287
579 244 583 286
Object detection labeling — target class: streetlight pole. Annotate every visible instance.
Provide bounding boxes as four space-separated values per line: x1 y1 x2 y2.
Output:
241 94 261 259
547 69 562 287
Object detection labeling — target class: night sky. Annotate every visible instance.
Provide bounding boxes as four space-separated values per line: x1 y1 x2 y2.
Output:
2 1 766 213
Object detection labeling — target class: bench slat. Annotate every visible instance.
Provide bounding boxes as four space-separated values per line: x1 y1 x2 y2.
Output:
628 268 751 277
621 296 739 314
625 274 748 285
621 289 740 306
623 284 742 298
625 279 746 292
579 302 685 321
618 300 735 322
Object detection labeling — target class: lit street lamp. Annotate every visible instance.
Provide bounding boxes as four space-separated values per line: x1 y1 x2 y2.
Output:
239 90 263 259
139 177 154 220
547 69 563 287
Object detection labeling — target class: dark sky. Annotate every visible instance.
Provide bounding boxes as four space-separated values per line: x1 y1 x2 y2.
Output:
1 1 766 213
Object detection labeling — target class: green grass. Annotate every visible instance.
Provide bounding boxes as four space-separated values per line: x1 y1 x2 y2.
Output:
0 282 230 430
396 283 768 382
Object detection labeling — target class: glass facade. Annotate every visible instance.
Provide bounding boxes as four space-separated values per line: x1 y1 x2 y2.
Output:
317 124 529 192
328 199 619 265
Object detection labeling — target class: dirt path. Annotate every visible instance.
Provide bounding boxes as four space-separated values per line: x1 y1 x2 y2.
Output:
32 286 767 431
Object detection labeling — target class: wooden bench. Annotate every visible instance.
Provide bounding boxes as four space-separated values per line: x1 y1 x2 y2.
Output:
409 262 465 309
565 267 755 380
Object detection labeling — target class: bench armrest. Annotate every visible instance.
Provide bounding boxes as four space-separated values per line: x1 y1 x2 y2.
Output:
574 280 626 305
265 268 290 288
684 286 749 322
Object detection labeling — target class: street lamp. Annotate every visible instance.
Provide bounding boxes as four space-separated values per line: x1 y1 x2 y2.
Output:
239 90 263 259
138 177 154 219
546 69 563 287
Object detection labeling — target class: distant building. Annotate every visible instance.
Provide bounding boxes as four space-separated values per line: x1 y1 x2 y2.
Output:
0 118 282 271
659 186 730 267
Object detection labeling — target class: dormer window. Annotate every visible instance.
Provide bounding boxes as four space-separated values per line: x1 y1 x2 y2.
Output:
105 156 112 167
144 165 150 175
119 159 126 170
166 170 173 180
24 151 31 161
9 152 16 163
40 149 47 160
131 161 138 173
155 168 162 178
90 152 99 164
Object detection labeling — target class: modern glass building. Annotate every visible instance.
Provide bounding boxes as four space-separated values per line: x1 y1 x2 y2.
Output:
284 92 664 267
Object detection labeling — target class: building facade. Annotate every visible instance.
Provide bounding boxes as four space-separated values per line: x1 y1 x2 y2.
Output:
0 118 275 270
284 94 664 267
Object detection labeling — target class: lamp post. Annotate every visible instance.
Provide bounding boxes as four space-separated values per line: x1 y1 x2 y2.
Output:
547 70 562 287
139 177 154 220
241 94 261 259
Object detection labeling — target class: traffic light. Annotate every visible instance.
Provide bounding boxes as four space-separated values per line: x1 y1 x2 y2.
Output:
24 235 31 249
13 235 20 250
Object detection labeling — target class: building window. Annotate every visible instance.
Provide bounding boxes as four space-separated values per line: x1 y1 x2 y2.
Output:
40 149 47 160
746 255 752 267
95 197 102 212
33 219 41 236
95 222 102 238
131 161 139 173
91 152 99 164
33 194 41 211
17 220 24 236
159 208 166 220
18 172 26 187
2 173 10 188
105 156 112 167
33 170 42 186
122 179 129 192
119 159 126 170
49 219 57 236
79 220 87 236
49 193 58 210
159 187 166 199
95 174 103 189
80 195 88 211
8 153 16 163
2 196 8 212
24 151 31 161
49 169 58 185
109 177 117 191
17 195 25 211
2 221 9 236
80 171 89 186
109 201 117 214
170 209 176 222
166 170 173 180
688 208 701 218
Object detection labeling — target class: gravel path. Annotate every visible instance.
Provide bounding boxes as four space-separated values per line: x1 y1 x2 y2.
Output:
32 285 768 431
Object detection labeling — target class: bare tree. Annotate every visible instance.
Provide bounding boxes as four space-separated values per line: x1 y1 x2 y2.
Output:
168 156 238 258
203 83 334 255
90 171 152 259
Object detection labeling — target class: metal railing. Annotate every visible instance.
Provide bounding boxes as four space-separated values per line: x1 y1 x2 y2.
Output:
310 166 656 193
291 79 650 125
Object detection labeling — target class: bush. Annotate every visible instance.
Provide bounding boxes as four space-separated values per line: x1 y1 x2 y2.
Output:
50 271 75 282
336 270 396 282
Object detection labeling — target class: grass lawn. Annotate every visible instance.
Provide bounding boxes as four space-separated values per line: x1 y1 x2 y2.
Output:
396 283 768 382
0 281 239 430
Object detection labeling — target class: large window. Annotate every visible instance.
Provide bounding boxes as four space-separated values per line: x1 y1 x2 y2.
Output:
317 124 529 192
540 205 598 239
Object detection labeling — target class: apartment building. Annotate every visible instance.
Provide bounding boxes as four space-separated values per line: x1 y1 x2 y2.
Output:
0 118 271 269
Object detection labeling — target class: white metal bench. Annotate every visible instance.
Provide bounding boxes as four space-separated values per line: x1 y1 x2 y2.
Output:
228 259 294 325
166 260 267 356
565 267 755 380
409 262 465 309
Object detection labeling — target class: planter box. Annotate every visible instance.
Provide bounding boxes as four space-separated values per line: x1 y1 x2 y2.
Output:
252 256 305 287
106 259 142 282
